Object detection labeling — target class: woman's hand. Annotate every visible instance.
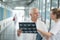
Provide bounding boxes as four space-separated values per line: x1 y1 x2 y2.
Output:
37 29 52 40
17 29 22 37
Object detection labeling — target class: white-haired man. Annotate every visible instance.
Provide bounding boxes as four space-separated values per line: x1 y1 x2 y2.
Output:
17 8 48 40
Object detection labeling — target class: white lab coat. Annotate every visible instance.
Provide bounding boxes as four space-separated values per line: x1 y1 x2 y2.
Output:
36 18 48 40
19 18 48 40
49 19 60 40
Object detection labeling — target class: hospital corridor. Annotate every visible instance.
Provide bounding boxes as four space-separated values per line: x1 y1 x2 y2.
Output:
0 0 60 40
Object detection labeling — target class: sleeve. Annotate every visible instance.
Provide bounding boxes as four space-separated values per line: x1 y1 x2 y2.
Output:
41 22 48 32
36 20 48 32
50 23 60 35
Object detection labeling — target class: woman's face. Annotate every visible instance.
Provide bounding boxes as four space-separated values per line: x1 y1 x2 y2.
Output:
50 12 56 20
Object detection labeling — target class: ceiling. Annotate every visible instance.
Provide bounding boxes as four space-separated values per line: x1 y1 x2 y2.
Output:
0 0 35 9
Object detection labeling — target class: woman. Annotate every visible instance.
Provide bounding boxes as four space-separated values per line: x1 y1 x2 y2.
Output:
37 8 60 40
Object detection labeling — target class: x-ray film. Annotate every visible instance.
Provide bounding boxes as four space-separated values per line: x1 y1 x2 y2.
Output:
19 22 37 33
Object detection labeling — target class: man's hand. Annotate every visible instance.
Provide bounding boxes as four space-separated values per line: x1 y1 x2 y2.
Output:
17 29 22 37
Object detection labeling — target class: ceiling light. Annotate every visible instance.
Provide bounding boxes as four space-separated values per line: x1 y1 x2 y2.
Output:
14 7 25 9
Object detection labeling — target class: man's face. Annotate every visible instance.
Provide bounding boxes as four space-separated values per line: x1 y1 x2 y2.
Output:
30 9 39 22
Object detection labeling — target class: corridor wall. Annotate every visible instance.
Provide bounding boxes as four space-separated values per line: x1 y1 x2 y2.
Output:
0 6 4 21
0 2 15 40
0 3 12 21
